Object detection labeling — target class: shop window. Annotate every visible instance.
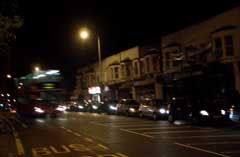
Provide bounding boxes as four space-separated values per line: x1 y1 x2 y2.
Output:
224 35 234 56
214 37 223 58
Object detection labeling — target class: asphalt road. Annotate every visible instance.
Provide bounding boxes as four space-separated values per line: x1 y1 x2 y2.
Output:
3 112 240 157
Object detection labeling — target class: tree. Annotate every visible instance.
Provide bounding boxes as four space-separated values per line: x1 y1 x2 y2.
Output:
0 0 23 91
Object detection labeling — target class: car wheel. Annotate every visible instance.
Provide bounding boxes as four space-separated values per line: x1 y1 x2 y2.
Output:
139 112 144 118
153 113 158 121
191 115 199 124
168 114 174 123
125 110 129 116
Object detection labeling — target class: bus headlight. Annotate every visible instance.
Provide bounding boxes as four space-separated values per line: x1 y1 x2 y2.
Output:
92 105 98 110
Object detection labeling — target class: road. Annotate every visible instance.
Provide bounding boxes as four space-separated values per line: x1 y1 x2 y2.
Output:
2 112 240 157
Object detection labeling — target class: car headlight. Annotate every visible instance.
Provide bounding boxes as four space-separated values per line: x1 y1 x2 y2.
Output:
129 108 135 112
78 105 84 109
56 106 67 111
92 105 98 110
159 108 166 114
109 105 117 110
34 107 45 113
200 110 209 116
221 109 226 115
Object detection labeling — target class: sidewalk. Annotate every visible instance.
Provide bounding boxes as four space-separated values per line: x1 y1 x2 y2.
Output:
0 116 17 157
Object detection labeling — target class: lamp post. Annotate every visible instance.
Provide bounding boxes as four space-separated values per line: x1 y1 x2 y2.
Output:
79 28 102 83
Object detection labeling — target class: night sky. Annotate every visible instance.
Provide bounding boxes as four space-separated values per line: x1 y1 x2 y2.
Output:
13 0 239 91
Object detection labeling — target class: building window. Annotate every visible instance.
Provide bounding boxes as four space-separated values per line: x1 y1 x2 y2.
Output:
224 35 234 56
214 37 223 58
166 52 170 68
134 61 139 76
121 64 125 79
114 67 119 79
126 63 131 76
153 56 158 71
140 60 145 75
146 57 150 73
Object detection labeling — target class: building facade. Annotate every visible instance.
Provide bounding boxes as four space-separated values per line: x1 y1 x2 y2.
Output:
74 7 240 102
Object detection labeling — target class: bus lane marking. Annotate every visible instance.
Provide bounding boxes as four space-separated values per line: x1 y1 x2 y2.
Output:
31 144 126 157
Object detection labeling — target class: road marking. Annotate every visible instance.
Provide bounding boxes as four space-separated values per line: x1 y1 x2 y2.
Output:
127 126 193 131
73 132 82 137
60 126 66 130
113 124 170 128
120 129 153 138
67 129 73 133
144 129 219 134
15 119 28 128
175 142 230 157
91 122 108 127
189 141 240 145
15 138 25 156
163 134 240 139
116 153 128 157
221 151 240 154
98 144 109 150
85 137 94 142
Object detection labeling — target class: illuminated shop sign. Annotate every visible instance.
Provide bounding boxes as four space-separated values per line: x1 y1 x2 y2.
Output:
88 86 101 94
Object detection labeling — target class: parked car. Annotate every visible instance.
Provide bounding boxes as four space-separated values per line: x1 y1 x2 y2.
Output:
229 105 240 122
67 100 89 112
116 99 140 116
88 101 104 113
102 100 118 114
168 97 230 124
139 99 169 120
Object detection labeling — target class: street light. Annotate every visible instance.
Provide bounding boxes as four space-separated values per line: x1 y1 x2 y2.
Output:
35 66 40 72
79 29 89 40
6 74 12 79
79 28 102 82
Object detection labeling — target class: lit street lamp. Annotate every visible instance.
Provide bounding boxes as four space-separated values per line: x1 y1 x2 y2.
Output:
6 74 12 79
35 66 40 72
79 28 102 82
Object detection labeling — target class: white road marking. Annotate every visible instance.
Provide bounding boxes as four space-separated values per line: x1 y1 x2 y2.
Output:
85 137 94 142
116 153 128 157
189 141 240 145
164 134 240 139
221 151 240 154
91 122 108 127
120 129 153 138
175 142 230 157
98 144 109 150
127 126 194 131
113 124 169 128
144 129 219 134
73 132 82 137
67 129 73 133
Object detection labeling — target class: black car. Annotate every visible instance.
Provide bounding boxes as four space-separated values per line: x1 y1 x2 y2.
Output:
168 97 230 124
102 100 118 114
139 99 169 120
116 99 140 116
88 101 104 113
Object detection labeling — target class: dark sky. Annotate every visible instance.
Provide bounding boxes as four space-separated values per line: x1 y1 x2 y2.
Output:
13 0 239 90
